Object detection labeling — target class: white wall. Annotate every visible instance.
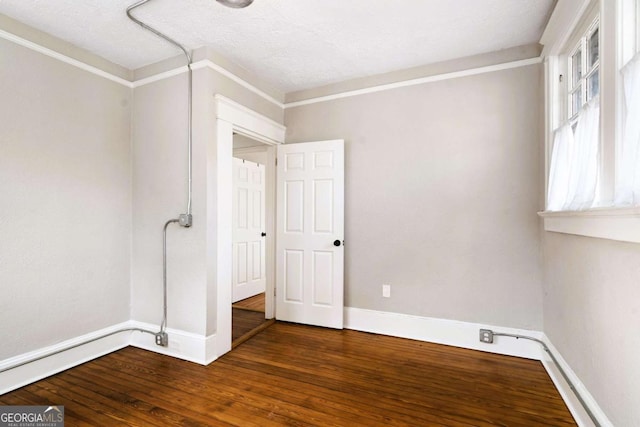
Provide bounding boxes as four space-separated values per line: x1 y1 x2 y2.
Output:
543 232 640 426
285 62 544 330
0 34 132 360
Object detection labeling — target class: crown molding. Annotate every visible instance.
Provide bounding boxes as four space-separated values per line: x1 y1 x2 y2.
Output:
0 28 132 87
284 57 543 109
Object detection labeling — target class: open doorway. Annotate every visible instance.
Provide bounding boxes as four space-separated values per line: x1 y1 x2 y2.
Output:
212 96 344 360
212 95 283 359
231 134 274 347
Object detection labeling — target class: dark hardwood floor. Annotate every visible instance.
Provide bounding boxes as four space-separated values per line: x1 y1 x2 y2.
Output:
232 293 271 347
231 308 273 343
0 322 576 426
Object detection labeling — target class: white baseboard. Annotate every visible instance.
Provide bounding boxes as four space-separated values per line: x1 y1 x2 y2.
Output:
204 333 219 365
540 335 613 427
344 307 543 359
128 321 218 366
0 321 220 396
0 322 131 395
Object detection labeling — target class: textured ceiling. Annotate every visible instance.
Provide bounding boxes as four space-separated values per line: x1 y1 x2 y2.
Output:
0 0 555 92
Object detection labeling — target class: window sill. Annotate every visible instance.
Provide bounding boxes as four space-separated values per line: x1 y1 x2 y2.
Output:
538 207 640 243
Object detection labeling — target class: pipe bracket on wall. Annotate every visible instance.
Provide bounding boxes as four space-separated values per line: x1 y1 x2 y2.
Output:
179 214 193 227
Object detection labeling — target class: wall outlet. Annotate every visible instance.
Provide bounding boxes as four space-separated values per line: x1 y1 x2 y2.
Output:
479 329 494 343
155 332 169 347
382 284 391 298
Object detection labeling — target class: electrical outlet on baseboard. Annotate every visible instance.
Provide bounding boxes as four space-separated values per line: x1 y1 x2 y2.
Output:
479 329 494 343
382 284 391 298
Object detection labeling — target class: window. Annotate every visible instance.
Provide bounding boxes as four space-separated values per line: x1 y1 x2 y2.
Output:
568 20 600 122
547 14 601 212
540 0 640 244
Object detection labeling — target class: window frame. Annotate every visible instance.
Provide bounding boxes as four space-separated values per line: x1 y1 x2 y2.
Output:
567 18 600 123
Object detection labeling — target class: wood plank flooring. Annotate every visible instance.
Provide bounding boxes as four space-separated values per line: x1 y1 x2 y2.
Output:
0 322 577 426
231 308 273 343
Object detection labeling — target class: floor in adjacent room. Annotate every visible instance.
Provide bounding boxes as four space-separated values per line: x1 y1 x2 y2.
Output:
232 293 273 347
0 321 576 426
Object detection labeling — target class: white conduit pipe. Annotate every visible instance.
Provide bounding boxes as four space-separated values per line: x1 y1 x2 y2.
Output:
0 328 157 374
126 0 193 219
126 0 195 347
492 332 602 427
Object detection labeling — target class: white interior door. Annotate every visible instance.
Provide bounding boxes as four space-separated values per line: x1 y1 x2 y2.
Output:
276 140 344 328
232 157 266 303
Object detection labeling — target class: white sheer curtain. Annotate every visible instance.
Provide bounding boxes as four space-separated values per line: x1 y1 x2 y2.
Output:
615 53 640 206
547 123 574 211
546 97 600 211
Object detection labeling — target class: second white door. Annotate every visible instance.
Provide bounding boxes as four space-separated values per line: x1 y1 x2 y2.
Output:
276 140 345 329
232 157 266 303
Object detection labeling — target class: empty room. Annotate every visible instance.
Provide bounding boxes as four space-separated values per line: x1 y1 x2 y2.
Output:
1 0 639 426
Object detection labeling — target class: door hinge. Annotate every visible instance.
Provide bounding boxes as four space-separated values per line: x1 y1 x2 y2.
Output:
275 157 278 166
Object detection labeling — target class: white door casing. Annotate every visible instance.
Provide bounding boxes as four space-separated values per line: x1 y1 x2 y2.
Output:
232 157 266 303
276 140 345 329
213 95 284 358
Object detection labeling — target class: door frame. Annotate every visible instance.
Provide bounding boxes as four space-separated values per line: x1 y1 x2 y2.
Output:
212 95 285 357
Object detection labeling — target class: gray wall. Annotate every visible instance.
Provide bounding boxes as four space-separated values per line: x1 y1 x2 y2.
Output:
0 37 132 359
131 71 208 334
285 64 544 330
543 232 640 426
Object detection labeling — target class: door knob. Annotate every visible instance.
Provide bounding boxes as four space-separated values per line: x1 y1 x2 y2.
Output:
333 239 342 247
261 232 266 237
